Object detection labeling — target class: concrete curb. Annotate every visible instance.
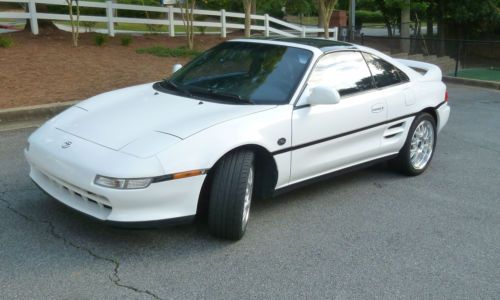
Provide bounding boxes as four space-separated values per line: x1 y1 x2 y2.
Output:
0 101 78 125
443 76 500 90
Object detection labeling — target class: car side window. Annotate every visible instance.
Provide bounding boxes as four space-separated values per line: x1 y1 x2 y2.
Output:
362 53 409 88
308 51 375 97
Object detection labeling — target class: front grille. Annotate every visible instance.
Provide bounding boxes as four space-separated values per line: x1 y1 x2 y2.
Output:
38 169 112 210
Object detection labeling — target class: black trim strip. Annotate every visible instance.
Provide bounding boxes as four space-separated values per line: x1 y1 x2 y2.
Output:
272 113 417 155
435 100 447 109
294 104 310 110
273 154 398 196
274 101 447 156
388 122 404 130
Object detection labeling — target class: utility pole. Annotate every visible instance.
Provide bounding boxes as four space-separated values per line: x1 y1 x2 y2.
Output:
348 0 355 41
401 0 411 52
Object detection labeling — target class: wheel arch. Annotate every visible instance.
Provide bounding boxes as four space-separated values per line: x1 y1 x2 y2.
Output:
421 107 438 126
196 144 279 216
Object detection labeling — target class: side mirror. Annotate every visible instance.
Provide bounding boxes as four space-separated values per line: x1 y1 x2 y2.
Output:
306 85 341 105
172 64 183 73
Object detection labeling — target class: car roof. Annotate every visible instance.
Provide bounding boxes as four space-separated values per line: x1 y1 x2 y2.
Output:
233 37 357 53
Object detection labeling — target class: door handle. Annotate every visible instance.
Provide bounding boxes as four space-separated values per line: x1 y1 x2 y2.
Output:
371 104 385 113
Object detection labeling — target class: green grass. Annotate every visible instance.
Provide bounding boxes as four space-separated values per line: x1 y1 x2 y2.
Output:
121 35 132 46
0 36 14 48
136 46 200 57
453 68 500 82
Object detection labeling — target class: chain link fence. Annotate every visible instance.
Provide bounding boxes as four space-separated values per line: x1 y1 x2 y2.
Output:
351 35 500 81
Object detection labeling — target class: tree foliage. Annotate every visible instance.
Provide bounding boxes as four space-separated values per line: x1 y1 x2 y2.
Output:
357 0 499 38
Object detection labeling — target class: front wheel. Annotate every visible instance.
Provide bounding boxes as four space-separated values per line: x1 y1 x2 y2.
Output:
391 113 437 176
208 150 255 240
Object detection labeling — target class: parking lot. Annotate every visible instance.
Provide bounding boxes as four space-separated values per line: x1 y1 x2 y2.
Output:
0 83 499 299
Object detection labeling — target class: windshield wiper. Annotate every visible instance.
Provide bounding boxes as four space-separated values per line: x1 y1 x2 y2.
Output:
188 87 253 104
161 80 192 97
210 90 253 104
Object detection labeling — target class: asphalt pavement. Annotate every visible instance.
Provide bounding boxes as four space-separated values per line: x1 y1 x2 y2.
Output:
0 84 499 299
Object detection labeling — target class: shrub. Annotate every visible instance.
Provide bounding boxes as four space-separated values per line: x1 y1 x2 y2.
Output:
121 35 132 46
356 10 384 24
0 36 14 48
136 46 200 57
94 34 107 46
82 21 97 33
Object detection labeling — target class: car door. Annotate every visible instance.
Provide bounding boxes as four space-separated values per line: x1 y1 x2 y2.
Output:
361 52 414 155
289 51 391 184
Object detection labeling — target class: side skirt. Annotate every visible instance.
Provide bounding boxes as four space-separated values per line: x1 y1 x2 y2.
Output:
273 154 398 196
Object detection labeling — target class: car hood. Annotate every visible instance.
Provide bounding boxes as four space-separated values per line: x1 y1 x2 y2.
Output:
56 83 275 151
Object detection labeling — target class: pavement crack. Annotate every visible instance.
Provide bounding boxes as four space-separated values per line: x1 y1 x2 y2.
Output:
0 192 162 300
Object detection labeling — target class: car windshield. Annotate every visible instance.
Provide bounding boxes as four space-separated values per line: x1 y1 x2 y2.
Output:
158 42 313 105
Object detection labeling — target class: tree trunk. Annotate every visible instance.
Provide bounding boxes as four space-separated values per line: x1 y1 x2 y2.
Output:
437 0 445 55
180 0 196 50
426 1 434 36
400 0 411 52
251 0 256 25
318 0 337 39
243 0 252 37
385 20 393 37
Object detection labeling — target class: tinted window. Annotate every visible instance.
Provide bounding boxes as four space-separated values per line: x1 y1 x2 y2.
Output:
362 53 408 87
308 51 374 97
164 42 313 105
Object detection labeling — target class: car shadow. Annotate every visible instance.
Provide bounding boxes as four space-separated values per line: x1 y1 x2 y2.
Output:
4 161 408 263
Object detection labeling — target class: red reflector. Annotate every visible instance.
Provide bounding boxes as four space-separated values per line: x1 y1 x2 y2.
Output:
445 90 449 102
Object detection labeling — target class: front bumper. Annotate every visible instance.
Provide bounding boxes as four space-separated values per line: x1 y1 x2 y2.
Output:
25 127 205 223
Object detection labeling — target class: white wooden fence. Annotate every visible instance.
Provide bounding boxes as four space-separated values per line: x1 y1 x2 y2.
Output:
0 0 338 39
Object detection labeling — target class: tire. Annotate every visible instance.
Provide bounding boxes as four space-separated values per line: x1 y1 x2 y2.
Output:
390 112 437 176
208 150 255 240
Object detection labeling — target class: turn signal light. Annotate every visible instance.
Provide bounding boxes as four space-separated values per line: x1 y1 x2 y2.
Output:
172 170 206 180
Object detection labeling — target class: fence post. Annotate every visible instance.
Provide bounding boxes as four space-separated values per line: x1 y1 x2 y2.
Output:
106 0 114 37
28 0 38 35
220 9 226 38
332 27 338 40
264 14 269 37
301 26 306 38
168 6 175 37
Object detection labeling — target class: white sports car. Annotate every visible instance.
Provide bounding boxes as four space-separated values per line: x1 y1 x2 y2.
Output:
25 38 450 240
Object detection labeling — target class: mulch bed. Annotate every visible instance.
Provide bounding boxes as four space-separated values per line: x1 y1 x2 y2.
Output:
0 29 229 109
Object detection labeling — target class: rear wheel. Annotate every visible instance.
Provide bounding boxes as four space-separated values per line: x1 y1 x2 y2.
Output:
208 150 255 240
391 113 437 176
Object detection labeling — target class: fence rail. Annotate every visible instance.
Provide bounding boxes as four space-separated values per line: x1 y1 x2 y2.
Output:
0 0 338 39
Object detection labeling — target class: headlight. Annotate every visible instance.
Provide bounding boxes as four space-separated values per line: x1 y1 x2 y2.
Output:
94 175 152 189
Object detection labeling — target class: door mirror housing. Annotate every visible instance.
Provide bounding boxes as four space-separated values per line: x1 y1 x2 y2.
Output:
306 85 341 105
172 64 183 73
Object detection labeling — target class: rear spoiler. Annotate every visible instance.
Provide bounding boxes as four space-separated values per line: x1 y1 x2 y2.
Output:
396 59 442 82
